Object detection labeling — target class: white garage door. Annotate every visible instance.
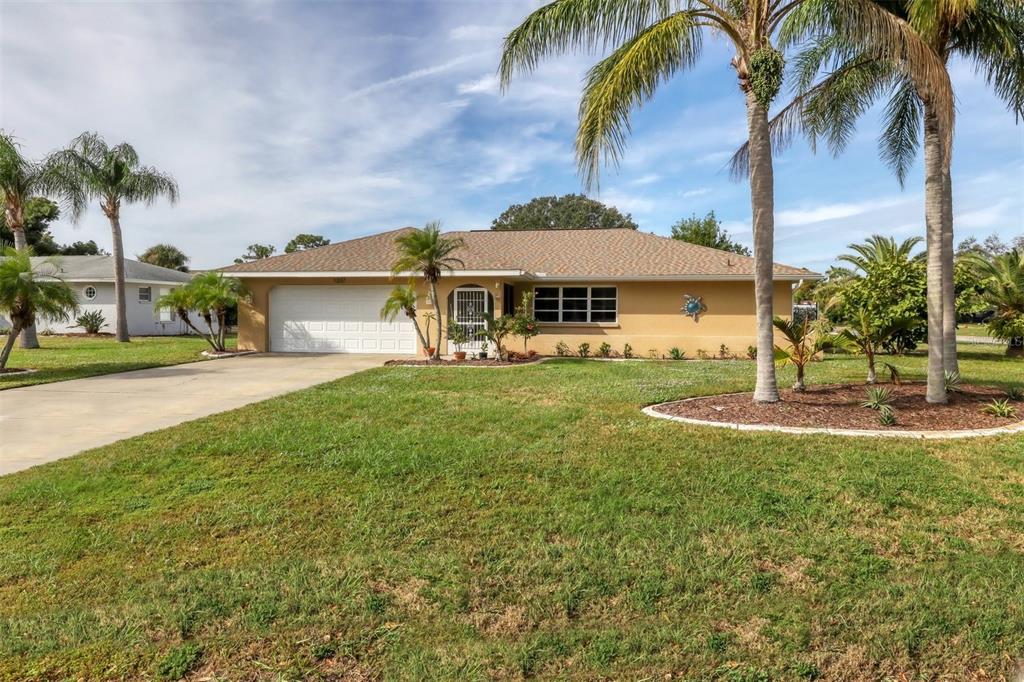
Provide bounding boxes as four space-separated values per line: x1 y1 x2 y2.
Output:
269 285 416 354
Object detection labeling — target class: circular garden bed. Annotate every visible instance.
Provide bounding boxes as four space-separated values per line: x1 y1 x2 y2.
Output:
385 356 544 367
647 383 1024 436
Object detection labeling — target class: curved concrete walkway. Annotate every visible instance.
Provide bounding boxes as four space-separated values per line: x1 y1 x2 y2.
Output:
0 353 395 476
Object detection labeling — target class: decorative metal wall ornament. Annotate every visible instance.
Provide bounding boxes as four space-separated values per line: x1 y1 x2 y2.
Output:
681 294 707 322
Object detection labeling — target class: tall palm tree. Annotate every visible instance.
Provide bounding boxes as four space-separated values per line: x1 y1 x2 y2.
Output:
391 222 465 360
139 243 189 272
0 248 79 369
964 247 1024 357
499 0 951 402
51 132 178 342
758 0 1024 401
0 132 84 348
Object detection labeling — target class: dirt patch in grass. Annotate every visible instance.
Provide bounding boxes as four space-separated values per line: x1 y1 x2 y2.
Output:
652 383 1020 431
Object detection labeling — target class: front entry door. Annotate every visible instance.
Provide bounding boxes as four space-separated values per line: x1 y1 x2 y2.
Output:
453 287 489 354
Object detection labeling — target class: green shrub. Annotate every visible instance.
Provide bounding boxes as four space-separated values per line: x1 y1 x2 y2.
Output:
577 342 591 358
622 343 634 359
668 347 685 360
73 310 107 334
1006 386 1023 401
696 348 709 360
718 344 731 359
878 405 897 426
597 342 612 358
156 643 202 681
554 341 571 357
983 399 1017 419
861 386 894 411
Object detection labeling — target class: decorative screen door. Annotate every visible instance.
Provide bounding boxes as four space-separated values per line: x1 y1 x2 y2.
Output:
453 287 489 353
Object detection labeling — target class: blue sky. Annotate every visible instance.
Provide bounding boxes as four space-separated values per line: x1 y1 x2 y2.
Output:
1 0 1021 271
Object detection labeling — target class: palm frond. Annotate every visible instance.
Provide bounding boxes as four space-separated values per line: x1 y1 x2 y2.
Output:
953 0 1024 120
878 75 923 185
576 10 703 187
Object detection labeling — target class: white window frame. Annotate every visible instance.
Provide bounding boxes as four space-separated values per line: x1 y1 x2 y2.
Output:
82 285 97 301
138 286 152 303
533 285 618 324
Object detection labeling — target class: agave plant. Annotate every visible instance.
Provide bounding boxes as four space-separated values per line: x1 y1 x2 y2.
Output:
982 399 1017 419
878 405 898 426
861 386 894 411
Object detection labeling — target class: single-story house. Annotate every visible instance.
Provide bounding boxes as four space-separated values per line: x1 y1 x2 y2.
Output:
0 255 195 336
221 227 819 357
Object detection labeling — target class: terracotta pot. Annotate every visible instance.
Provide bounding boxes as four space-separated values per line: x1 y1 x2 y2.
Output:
453 351 467 361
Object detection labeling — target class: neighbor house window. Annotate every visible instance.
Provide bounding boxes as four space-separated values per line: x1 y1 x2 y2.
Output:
82 286 97 300
534 286 617 323
138 286 151 303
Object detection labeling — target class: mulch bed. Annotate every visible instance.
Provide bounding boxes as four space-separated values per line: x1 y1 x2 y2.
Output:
385 357 543 367
652 383 1020 431
0 367 33 375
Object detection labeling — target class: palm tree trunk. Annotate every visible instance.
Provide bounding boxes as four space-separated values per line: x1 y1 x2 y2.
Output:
866 346 877 384
107 210 131 343
0 325 21 369
941 164 958 374
428 279 442 360
794 363 805 391
407 312 430 352
10 227 40 349
922 102 947 403
745 91 780 403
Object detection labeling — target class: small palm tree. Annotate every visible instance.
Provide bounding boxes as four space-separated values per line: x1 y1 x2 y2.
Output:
155 273 244 353
772 316 842 391
838 310 917 384
500 0 950 403
0 131 84 348
51 132 178 343
139 243 189 272
0 248 78 369
964 248 1024 357
837 235 923 272
391 222 465 360
380 284 432 352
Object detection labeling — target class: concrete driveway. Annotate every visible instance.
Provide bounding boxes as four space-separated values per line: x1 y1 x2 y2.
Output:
0 353 395 476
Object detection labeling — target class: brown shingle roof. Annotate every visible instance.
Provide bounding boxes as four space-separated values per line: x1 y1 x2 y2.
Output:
220 228 817 279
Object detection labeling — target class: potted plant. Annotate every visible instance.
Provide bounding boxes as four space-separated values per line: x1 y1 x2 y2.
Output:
422 312 437 358
479 340 488 360
447 319 470 361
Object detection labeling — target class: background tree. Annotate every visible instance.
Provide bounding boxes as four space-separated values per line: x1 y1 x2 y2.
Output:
1 133 85 348
234 243 275 264
391 222 465 360
0 248 78 369
52 132 179 343
284 233 330 253
500 0 949 403
491 194 637 231
823 235 927 354
1 198 106 256
670 211 751 255
964 248 1024 357
139 243 189 271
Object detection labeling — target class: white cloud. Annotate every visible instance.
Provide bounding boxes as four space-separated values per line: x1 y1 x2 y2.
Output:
457 73 500 95
682 187 711 198
776 198 903 227
629 173 661 186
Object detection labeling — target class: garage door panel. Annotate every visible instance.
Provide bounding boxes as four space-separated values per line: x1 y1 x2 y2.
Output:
270 285 415 354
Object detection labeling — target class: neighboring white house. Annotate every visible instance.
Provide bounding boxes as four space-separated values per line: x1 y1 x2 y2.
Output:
0 256 196 336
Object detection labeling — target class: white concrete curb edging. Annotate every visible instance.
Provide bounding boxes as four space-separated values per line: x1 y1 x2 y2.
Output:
641 401 1024 440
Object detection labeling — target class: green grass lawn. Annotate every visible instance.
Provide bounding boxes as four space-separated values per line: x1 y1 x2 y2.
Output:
1 347 1022 680
0 335 235 390
957 323 992 338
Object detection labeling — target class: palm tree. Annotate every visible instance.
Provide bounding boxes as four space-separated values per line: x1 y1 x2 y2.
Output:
156 272 244 353
51 132 178 342
836 234 922 272
838 310 917 383
391 222 465 360
381 284 432 352
0 132 84 348
499 0 951 403
139 243 189 271
0 248 79 369
772 315 842 391
964 248 1024 357
764 0 1023 401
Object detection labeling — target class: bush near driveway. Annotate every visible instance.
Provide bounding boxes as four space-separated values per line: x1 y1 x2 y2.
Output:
0 347 1021 679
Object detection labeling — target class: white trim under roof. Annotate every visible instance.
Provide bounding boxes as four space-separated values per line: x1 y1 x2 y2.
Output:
222 270 817 282
59 278 193 286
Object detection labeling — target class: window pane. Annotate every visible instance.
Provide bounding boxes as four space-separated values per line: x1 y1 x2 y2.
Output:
590 310 616 322
536 310 559 322
535 287 559 299
563 298 587 311
562 287 587 299
591 287 616 299
535 298 558 311
591 299 616 311
562 309 588 322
